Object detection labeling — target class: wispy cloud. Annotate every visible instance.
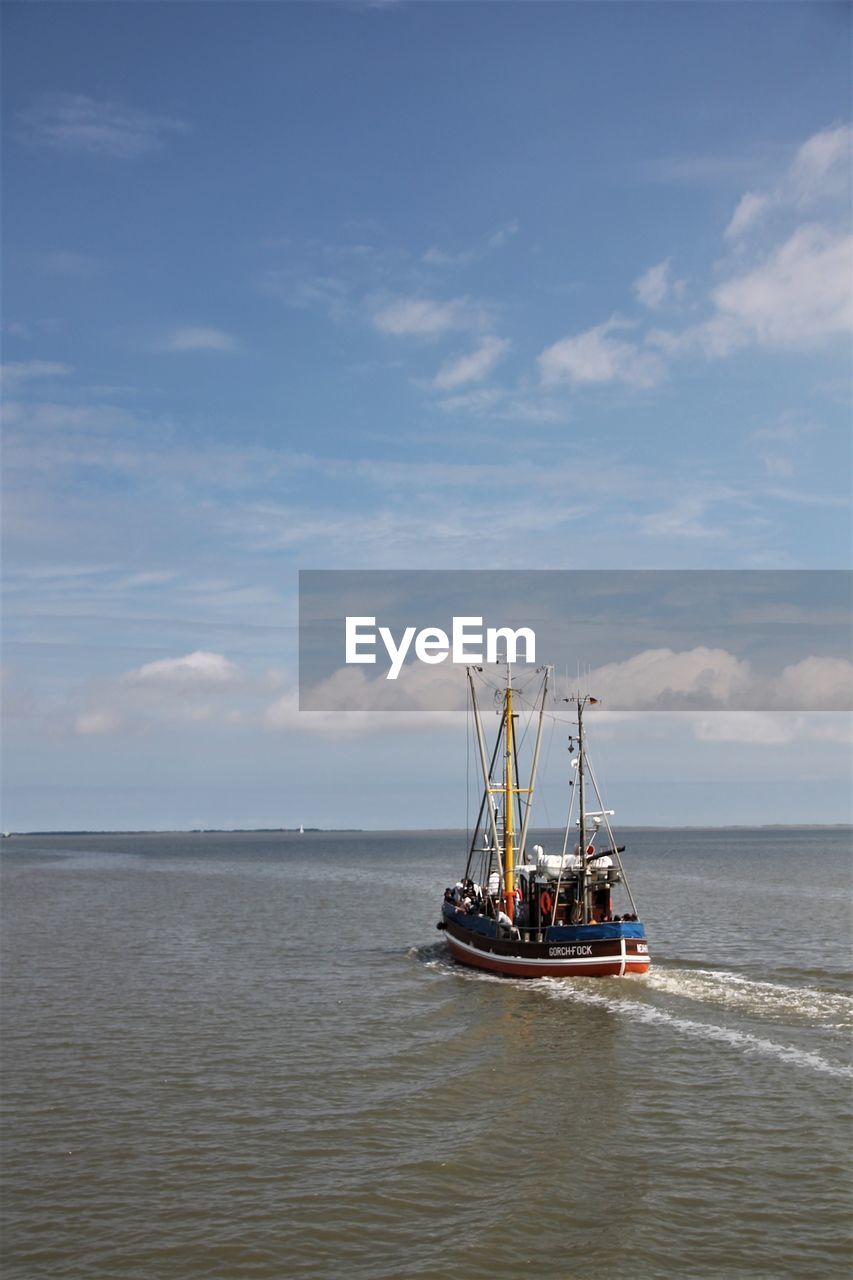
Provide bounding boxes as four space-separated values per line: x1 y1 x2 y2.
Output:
637 495 729 541
40 251 102 276
15 93 190 159
432 336 511 390
260 268 351 320
725 122 852 240
422 246 475 268
158 327 239 353
371 294 492 338
2 360 72 392
634 258 685 309
487 219 519 249
422 219 519 268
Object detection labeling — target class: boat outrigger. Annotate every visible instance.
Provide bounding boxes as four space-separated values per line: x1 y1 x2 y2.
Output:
438 665 651 978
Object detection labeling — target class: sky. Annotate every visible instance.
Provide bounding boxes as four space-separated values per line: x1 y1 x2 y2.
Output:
2 1 852 830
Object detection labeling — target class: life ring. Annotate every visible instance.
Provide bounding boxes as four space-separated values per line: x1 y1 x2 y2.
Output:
540 891 553 915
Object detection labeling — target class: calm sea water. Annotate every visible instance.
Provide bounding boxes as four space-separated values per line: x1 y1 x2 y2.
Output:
1 828 851 1279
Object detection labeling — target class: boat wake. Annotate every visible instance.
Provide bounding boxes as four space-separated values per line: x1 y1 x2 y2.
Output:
535 980 853 1079
645 966 853 1029
413 943 852 1079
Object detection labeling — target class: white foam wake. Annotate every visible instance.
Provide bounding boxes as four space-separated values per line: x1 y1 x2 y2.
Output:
535 981 853 1079
416 943 852 1078
645 967 853 1029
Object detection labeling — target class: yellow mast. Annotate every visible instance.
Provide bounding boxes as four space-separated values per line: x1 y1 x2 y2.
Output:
504 675 514 920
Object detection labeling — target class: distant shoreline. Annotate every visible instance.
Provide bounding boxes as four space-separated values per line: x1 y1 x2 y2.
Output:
3 824 851 837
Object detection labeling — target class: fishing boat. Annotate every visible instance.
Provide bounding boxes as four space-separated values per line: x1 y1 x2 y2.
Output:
437 665 651 978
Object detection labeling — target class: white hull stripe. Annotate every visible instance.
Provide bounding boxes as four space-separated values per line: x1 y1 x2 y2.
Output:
447 932 649 969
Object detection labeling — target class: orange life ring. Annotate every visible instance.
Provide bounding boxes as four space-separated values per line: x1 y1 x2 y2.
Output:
540 891 553 915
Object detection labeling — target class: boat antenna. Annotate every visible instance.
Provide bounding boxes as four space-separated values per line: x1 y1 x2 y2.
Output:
503 658 515 922
563 692 599 925
577 695 588 924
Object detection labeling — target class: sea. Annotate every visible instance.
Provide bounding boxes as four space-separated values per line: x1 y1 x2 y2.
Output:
1 828 851 1279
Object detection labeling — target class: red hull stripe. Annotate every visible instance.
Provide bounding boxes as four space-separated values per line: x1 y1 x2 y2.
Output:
446 932 650 979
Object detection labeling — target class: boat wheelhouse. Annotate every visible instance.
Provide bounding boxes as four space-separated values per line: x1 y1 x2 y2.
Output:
438 665 651 979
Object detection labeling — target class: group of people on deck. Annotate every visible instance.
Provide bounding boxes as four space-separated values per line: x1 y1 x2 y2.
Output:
444 877 640 928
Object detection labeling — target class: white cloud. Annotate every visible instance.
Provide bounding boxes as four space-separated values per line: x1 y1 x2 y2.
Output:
371 295 490 338
422 247 475 267
772 656 853 711
638 496 728 541
2 360 72 391
538 318 666 390
123 651 242 689
789 122 852 202
160 327 239 353
584 649 853 713
432 336 511 390
422 220 518 267
16 93 190 159
712 224 853 349
693 712 852 746
650 224 853 358
634 258 678 308
75 710 122 736
587 647 753 710
487 219 520 249
725 122 852 240
725 191 774 241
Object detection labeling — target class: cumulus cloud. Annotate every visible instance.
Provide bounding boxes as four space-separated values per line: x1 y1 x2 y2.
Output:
711 224 852 349
70 651 250 736
538 318 666 390
123 650 242 689
649 225 853 359
159 327 239 353
432 336 511 390
585 647 753 710
772 656 853 711
582 648 853 712
16 93 190 159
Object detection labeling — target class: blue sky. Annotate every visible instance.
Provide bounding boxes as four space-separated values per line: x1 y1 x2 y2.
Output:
2 1 851 830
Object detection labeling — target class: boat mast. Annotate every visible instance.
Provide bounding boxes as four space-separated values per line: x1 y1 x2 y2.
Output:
504 664 515 921
577 696 588 924
467 667 503 864
517 667 549 863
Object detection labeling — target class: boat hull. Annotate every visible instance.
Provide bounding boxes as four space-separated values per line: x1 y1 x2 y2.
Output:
443 913 650 979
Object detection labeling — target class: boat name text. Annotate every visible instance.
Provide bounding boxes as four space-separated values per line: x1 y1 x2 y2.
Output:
548 945 593 957
345 616 536 680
